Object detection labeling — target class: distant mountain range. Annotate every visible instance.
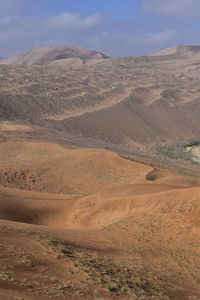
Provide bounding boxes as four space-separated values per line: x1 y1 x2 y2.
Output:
0 46 109 66
2 45 200 66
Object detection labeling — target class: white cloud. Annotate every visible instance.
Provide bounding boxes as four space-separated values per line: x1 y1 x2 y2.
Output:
143 0 200 17
45 12 102 30
0 11 104 56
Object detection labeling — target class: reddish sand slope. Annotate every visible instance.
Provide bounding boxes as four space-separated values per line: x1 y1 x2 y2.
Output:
0 141 200 299
0 141 151 195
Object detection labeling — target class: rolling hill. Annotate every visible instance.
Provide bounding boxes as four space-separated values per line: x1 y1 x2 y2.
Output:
0 46 200 167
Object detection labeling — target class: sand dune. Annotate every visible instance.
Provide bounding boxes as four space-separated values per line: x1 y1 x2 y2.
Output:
0 141 152 195
0 141 200 299
0 141 199 230
0 186 75 226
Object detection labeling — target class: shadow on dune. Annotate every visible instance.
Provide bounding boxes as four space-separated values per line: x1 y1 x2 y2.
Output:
0 199 59 225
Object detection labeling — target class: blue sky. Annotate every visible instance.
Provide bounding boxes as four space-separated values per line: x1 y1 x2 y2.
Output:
0 0 200 57
22 0 140 21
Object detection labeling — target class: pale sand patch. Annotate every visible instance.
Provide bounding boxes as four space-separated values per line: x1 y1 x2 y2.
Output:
0 121 33 132
191 146 200 162
185 145 200 163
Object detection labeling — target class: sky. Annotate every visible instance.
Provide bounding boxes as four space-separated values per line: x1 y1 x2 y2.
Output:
0 0 200 57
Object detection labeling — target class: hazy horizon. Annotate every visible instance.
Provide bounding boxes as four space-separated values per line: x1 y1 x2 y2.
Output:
0 0 200 57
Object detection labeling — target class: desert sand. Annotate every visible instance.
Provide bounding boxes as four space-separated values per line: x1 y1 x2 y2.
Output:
0 46 200 299
0 137 200 299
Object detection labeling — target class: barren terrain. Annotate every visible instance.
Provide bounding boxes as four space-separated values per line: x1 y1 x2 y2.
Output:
0 46 200 168
0 137 200 299
0 46 200 299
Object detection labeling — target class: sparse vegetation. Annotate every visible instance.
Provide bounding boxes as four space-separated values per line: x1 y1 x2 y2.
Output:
47 239 171 299
1 46 200 300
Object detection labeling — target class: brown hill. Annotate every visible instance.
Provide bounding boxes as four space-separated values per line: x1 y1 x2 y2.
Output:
47 57 84 67
0 46 108 65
